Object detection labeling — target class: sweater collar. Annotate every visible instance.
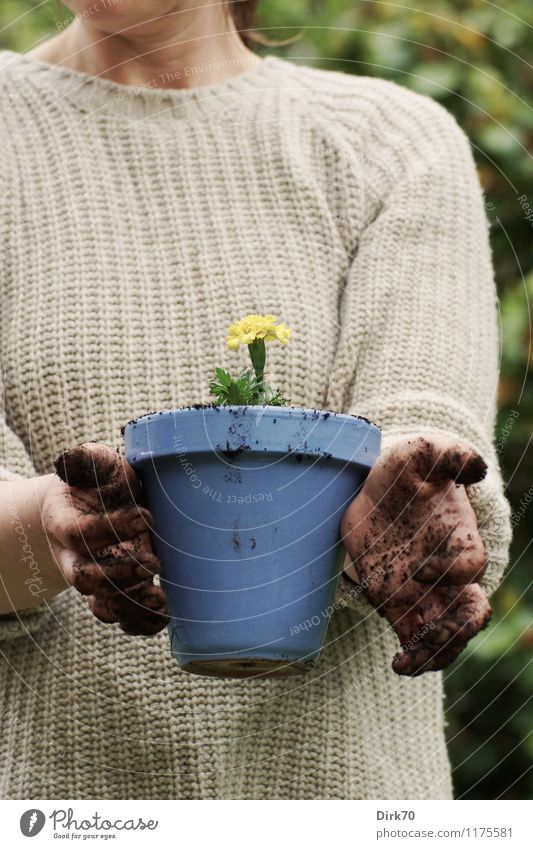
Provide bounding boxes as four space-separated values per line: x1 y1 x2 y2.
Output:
0 49 291 121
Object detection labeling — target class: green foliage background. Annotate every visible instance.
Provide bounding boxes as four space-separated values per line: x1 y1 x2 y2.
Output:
0 0 531 800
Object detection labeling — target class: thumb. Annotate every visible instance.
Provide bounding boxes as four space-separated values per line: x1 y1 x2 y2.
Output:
416 437 488 486
53 442 141 507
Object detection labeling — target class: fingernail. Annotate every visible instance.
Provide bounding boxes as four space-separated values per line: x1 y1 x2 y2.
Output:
134 585 159 606
433 627 452 644
432 620 459 644
140 506 154 524
132 516 150 534
417 564 440 582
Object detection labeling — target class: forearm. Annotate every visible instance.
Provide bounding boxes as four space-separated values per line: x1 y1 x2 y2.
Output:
328 100 512 621
0 474 66 614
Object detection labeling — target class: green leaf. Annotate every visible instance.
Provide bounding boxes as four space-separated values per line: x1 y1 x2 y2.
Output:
215 367 232 386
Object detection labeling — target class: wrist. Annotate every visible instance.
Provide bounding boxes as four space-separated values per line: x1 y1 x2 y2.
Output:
0 473 67 613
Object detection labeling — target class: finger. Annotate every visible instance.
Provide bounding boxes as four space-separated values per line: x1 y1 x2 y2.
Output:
88 583 170 635
71 548 161 596
51 504 154 554
88 582 168 621
413 548 488 586
119 610 170 637
394 618 471 676
412 501 488 586
54 442 140 508
126 586 170 638
427 583 492 641
51 515 159 599
392 584 491 676
385 604 426 645
95 539 161 578
417 439 488 486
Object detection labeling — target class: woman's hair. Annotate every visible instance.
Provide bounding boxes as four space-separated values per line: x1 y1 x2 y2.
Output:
228 0 261 38
226 0 296 47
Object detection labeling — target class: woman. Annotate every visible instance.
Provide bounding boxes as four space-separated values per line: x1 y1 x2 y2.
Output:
0 0 511 799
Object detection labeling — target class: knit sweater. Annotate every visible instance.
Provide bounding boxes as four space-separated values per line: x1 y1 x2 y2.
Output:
0 48 511 800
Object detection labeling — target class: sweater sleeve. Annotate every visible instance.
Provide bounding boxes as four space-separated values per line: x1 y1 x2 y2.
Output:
0 368 53 641
331 96 512 617
0 135 54 640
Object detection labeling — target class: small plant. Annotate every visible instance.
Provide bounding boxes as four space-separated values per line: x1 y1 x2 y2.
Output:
209 314 292 407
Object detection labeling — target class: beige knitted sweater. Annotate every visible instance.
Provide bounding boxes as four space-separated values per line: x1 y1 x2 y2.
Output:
0 49 511 800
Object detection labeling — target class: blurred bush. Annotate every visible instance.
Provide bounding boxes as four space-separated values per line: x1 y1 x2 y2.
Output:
0 0 531 800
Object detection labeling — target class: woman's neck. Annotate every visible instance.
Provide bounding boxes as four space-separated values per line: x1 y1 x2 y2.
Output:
27 7 260 89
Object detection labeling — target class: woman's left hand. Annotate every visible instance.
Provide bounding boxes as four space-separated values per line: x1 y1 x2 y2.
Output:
341 434 492 676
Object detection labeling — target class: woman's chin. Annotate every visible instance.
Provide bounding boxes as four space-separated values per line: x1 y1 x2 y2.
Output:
64 0 180 30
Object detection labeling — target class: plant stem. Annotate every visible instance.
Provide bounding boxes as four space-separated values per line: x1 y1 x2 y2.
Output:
248 339 266 396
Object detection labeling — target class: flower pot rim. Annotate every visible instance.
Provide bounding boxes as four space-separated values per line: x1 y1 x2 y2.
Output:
124 404 381 468
123 403 380 432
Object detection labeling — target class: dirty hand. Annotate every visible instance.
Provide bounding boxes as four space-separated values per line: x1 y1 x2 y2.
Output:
42 442 169 635
341 434 491 676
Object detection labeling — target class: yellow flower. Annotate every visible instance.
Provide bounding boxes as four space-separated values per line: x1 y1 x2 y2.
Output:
226 314 292 351
274 322 291 345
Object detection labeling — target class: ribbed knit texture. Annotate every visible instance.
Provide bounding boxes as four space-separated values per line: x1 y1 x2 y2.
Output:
0 49 511 800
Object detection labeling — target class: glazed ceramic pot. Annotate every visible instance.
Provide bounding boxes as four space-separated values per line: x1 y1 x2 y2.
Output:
123 405 381 679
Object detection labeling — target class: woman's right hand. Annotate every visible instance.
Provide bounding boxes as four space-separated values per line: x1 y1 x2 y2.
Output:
42 442 170 635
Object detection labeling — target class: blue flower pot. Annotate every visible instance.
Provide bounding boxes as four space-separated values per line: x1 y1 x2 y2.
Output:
123 406 381 679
